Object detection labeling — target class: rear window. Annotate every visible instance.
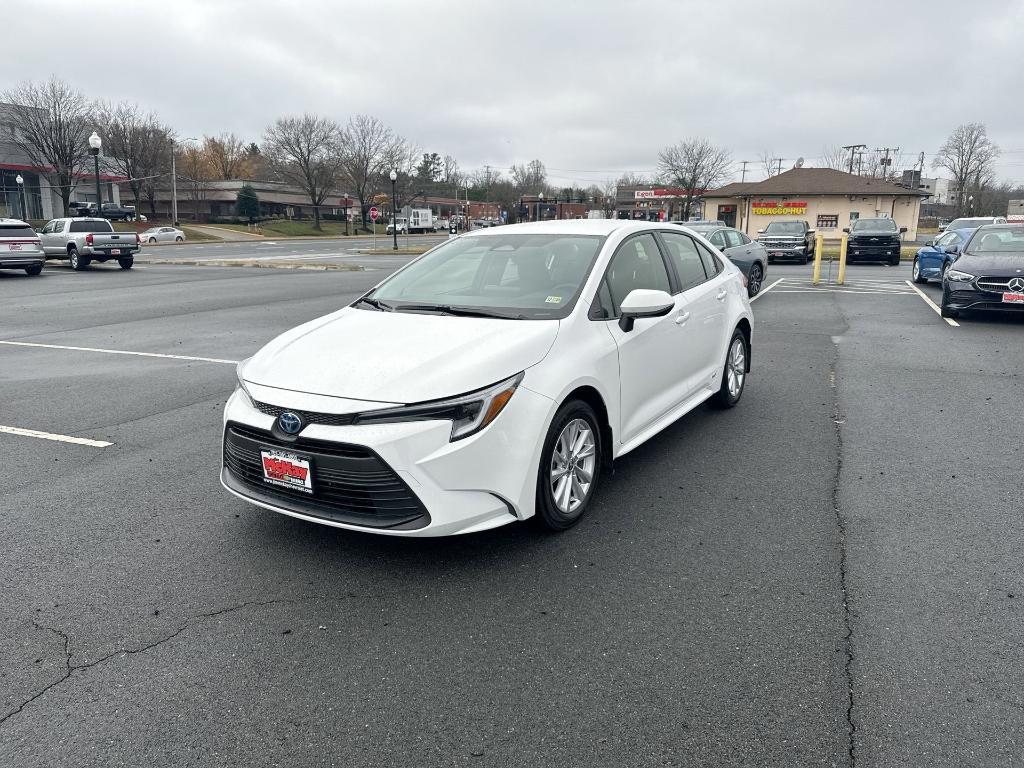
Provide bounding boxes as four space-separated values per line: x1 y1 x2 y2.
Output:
0 225 37 239
69 220 113 233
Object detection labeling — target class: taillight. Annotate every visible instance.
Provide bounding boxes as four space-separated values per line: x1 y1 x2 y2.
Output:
85 233 94 245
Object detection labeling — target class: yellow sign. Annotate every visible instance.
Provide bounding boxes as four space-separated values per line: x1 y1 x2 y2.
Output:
752 205 807 215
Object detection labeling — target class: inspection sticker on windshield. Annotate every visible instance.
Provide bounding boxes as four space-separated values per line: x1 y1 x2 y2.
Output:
260 449 313 493
545 296 562 304
1002 292 1024 304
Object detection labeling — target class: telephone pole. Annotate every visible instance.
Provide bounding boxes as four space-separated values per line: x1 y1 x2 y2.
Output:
875 146 899 180
740 160 750 183
842 144 867 175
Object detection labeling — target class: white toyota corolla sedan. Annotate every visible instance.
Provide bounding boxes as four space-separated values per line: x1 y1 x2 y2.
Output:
222 220 753 536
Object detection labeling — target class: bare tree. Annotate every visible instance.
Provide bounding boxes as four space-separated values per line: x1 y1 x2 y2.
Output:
98 102 173 217
441 154 462 187
264 114 345 229
204 133 249 180
615 171 650 187
818 145 848 171
509 159 547 193
1 78 95 215
658 138 732 219
340 115 407 229
932 123 1000 214
759 151 782 178
176 143 214 222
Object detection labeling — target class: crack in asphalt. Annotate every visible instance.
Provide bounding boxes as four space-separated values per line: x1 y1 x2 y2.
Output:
1 598 319 729
829 339 857 767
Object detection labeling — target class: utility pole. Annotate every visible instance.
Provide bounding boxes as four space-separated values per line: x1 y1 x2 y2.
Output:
740 160 750 183
875 147 899 181
776 158 783 176
842 144 867 175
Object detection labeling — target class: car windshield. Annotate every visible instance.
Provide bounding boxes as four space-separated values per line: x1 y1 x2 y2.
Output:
966 227 1024 254
948 218 993 230
367 233 604 320
764 222 804 234
851 218 897 232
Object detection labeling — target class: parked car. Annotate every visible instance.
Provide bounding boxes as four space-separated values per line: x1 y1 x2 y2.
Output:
99 202 137 221
842 217 906 266
0 218 44 276
940 224 1024 319
140 226 185 244
68 201 96 217
677 222 768 298
941 216 1007 233
912 228 973 284
756 220 816 264
222 220 753 536
38 217 140 270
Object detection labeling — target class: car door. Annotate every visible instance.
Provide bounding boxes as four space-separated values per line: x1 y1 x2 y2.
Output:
659 230 729 395
40 220 62 255
722 229 754 274
925 231 957 272
597 233 691 446
159 227 173 242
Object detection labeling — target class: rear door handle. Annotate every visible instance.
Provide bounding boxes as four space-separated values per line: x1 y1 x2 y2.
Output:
716 289 728 301
675 311 690 326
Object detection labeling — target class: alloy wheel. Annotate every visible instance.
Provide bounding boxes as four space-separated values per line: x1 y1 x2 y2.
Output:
748 264 763 296
727 337 746 398
549 418 596 514
912 259 920 281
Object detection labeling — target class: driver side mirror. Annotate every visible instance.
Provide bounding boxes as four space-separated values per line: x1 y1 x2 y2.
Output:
842 227 850 234
899 226 908 234
756 229 764 234
806 228 816 235
943 244 959 254
618 289 674 332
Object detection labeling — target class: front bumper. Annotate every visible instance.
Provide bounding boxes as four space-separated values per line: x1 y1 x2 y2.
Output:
943 283 1024 312
220 384 555 536
847 242 901 261
759 242 807 258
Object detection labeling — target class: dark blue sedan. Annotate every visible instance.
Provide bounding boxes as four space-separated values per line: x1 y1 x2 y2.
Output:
912 228 974 284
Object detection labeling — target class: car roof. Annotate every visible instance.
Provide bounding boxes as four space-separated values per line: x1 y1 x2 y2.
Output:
467 220 677 237
0 217 31 226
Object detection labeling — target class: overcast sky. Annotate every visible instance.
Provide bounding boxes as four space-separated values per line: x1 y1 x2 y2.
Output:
8 0 1024 187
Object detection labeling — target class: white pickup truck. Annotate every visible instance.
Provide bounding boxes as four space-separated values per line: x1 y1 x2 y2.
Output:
38 217 141 270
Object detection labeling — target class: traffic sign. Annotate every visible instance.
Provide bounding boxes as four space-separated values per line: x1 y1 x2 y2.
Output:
369 206 379 221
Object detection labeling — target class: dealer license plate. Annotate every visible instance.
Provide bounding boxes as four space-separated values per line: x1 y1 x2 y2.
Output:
1002 292 1024 304
260 449 313 494
8 244 22 251
110 249 121 255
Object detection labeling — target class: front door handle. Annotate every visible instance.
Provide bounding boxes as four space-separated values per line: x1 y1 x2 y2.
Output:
716 289 728 301
675 311 690 326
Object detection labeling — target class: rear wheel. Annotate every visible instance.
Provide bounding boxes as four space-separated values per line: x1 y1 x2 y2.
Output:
712 329 748 408
747 263 763 298
148 237 157 243
25 263 43 276
912 257 928 284
535 400 601 531
175 236 183 242
118 257 133 270
69 247 89 271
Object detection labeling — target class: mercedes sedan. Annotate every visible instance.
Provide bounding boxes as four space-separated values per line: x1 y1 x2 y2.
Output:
940 224 1024 319
222 220 754 536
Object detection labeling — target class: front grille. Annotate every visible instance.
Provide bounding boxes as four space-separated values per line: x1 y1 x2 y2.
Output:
253 400 357 427
223 423 429 529
977 277 1015 293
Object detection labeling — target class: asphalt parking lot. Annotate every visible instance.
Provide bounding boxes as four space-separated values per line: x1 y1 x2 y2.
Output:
2 258 1023 767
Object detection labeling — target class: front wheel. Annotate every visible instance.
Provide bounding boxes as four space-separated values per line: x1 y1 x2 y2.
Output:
912 257 928 284
118 258 134 270
535 400 602 531
712 329 748 408
175 236 183 242
747 263 763 298
889 253 901 267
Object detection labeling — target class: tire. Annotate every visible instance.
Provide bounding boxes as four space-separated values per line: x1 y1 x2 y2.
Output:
175 236 183 242
69 247 89 271
940 304 959 319
148 237 157 244
118 258 133 270
912 257 928 284
889 254 901 267
801 253 809 265
25 263 43 276
535 400 602 531
747 263 763 298
767 255 775 265
712 329 749 409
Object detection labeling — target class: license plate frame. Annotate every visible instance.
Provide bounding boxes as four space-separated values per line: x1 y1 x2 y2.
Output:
1002 292 1024 304
110 249 121 256
260 448 314 494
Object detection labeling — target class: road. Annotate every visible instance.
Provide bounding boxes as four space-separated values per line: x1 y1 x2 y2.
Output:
1 260 1022 766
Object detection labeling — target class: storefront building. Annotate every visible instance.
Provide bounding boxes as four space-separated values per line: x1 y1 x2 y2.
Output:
615 184 698 221
702 168 926 240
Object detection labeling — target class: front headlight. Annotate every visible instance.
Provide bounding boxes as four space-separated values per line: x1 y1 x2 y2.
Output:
355 372 524 441
945 269 975 283
235 359 255 406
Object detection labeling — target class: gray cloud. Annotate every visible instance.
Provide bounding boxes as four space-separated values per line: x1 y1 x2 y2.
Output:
7 0 1024 185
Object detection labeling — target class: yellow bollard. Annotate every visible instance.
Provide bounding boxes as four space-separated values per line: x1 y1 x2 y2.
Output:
812 232 825 285
837 234 849 285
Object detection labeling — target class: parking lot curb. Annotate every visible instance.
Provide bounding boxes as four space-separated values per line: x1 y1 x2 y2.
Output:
135 258 363 271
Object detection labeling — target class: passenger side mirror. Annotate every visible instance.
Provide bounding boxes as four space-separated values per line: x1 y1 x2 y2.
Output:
756 229 764 234
943 244 959 254
806 228 816 235
899 226 908 234
842 227 850 234
618 289 674 332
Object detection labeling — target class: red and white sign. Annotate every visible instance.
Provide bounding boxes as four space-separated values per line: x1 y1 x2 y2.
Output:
634 188 693 199
369 206 379 221
261 449 313 494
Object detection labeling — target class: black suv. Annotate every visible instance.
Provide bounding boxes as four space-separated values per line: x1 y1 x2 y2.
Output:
843 218 906 266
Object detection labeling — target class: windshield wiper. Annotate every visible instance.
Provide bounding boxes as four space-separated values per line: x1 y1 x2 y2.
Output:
394 303 525 320
354 296 393 311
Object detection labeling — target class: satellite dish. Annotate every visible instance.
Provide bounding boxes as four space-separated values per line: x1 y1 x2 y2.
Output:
793 157 805 169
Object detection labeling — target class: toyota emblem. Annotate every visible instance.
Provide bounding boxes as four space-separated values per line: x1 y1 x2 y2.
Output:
278 411 303 435
1009 278 1024 292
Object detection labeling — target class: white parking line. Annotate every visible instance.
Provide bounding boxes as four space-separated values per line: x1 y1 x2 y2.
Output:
0 425 111 448
750 277 784 302
904 280 959 327
0 340 238 364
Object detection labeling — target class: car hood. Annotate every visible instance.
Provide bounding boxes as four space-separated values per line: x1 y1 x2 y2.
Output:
242 307 560 403
956 253 1024 275
850 231 900 239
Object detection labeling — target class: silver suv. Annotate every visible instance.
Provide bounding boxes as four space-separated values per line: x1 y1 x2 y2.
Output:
0 218 44 276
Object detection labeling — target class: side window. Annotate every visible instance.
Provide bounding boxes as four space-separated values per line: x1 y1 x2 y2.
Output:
40 221 54 234
603 233 672 317
737 232 752 245
724 230 745 249
660 231 710 292
696 241 722 277
708 230 726 249
936 232 956 247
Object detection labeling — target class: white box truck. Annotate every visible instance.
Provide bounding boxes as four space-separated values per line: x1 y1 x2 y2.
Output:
403 207 436 234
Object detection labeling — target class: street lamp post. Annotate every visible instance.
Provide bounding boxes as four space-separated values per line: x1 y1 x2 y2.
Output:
537 193 544 223
15 174 27 220
88 131 103 216
389 169 399 251
968 195 974 215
